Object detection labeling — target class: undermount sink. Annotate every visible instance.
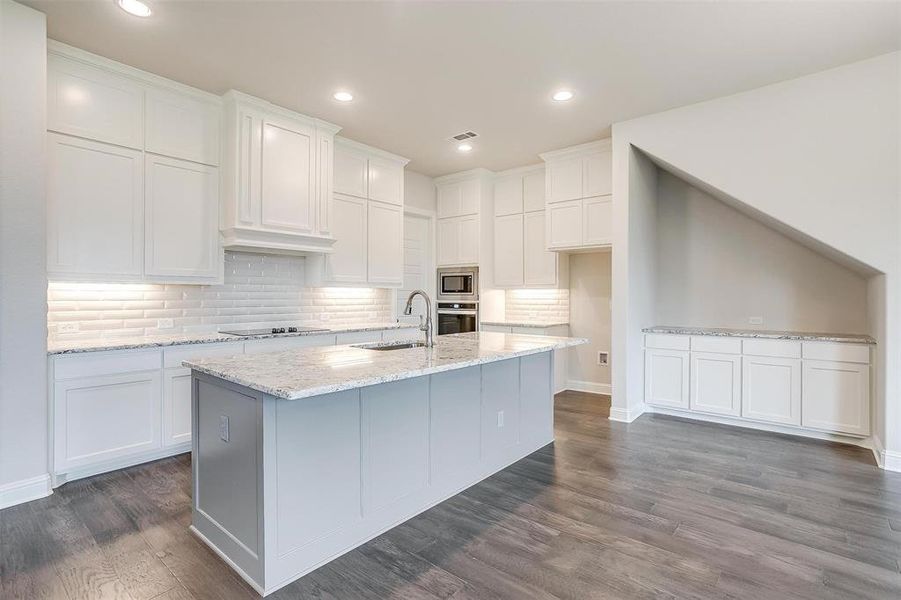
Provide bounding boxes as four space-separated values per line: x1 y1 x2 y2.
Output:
353 341 429 351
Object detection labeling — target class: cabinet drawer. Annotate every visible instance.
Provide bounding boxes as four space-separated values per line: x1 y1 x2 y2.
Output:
645 334 690 351
691 336 741 354
54 349 161 380
801 341 870 364
742 338 801 358
163 342 243 368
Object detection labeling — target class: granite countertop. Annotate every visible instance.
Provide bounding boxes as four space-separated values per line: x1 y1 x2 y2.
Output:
47 322 419 355
481 321 569 328
184 331 588 400
643 325 875 345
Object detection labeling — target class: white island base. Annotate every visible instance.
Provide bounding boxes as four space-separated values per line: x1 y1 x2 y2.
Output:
190 351 555 596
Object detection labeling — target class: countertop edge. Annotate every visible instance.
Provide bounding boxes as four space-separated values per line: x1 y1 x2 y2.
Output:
481 321 570 328
642 326 875 345
47 323 420 356
185 337 588 400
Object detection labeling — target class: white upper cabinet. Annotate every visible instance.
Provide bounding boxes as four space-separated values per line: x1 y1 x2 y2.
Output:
436 182 462 218
540 140 612 251
222 91 340 255
435 170 492 267
145 88 220 166
308 138 408 288
46 42 224 284
48 53 144 149
144 154 220 281
437 176 482 219
47 133 144 279
491 166 563 288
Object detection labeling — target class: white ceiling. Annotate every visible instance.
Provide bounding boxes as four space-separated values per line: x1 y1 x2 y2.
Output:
23 1 900 177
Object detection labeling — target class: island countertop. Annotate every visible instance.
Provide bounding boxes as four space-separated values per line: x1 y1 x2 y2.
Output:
184 331 587 400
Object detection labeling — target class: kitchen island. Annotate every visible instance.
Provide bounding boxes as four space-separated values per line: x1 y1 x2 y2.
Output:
184 331 586 596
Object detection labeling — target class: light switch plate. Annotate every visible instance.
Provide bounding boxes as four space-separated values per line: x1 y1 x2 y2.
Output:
497 410 504 428
219 415 230 442
158 318 175 329
748 316 764 326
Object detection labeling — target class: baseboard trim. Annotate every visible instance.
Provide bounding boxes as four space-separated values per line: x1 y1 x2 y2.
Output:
608 403 646 423
0 473 52 510
565 380 611 395
884 450 901 473
871 435 886 469
53 442 191 487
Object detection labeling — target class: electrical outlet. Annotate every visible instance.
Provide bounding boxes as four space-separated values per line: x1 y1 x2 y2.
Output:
597 351 609 366
58 322 79 333
497 410 504 428
749 316 764 326
219 415 230 442
158 318 175 329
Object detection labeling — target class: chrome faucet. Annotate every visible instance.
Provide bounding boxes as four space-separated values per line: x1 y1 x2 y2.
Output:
403 289 434 347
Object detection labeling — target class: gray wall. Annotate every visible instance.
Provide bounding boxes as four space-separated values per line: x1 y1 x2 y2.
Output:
654 170 868 333
0 0 48 493
568 253 612 390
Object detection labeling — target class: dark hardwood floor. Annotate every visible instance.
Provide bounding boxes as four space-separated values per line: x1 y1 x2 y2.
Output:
3 390 901 599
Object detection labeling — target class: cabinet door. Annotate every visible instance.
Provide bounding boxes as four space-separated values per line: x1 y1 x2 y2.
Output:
493 214 524 287
437 182 462 218
327 194 367 283
54 371 162 471
368 157 403 206
316 131 334 234
547 157 583 203
584 151 612 197
334 144 368 198
459 179 480 216
437 219 460 266
494 176 523 216
741 356 801 426
368 200 403 285
145 88 220 166
645 349 689 409
260 118 315 233
47 133 144 278
163 368 193 448
47 54 143 149
802 360 870 435
583 195 612 246
522 170 546 213
458 216 480 264
144 155 220 281
546 199 582 249
523 211 557 286
690 352 741 417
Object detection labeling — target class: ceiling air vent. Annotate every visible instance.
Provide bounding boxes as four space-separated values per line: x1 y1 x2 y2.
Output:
451 131 479 141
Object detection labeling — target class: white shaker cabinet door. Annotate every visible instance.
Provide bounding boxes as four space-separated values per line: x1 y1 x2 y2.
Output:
546 199 582 249
326 194 367 283
47 133 144 279
523 211 557 286
163 368 193 448
802 360 870 436
458 216 480 264
145 88 221 166
368 200 403 286
546 157 583 203
584 151 612 197
144 154 220 281
368 157 403 206
333 144 368 198
644 349 689 409
493 214 524 286
437 182 462 218
459 178 481 216
260 118 315 234
522 170 546 213
494 176 523 216
690 352 741 417
437 218 460 266
583 195 612 247
741 356 801 426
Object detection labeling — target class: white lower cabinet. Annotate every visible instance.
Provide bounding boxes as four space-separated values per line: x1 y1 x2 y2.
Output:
802 360 869 435
163 368 193 447
644 349 689 409
54 370 162 473
741 355 802 426
689 352 741 417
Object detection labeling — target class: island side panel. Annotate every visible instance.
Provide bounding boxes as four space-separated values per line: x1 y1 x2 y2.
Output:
191 373 266 591
520 351 555 449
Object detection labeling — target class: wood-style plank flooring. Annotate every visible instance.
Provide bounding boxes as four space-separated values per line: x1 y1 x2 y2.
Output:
3 391 901 599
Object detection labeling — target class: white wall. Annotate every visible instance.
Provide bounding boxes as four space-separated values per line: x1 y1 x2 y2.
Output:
0 0 50 506
567 253 612 393
404 170 436 213
612 52 900 460
655 170 869 333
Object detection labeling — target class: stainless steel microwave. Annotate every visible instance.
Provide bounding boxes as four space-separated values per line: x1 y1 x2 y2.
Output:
437 267 479 302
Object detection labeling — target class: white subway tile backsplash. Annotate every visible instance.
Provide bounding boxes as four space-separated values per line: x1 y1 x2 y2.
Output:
504 289 570 323
48 251 394 340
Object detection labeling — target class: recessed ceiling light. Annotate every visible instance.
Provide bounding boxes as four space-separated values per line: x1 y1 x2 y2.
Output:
457 143 473 153
552 90 574 102
333 91 353 102
117 0 152 17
